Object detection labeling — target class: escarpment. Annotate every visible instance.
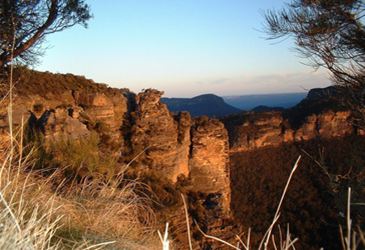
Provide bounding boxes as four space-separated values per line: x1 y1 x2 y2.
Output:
224 109 358 152
1 70 364 249
0 71 232 213
0 71 129 154
2 71 361 166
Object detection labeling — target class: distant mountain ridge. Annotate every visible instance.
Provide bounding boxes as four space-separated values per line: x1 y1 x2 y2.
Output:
161 94 241 117
223 92 307 110
162 92 308 118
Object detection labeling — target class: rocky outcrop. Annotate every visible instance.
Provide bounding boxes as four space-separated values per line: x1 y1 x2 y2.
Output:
42 107 90 141
228 112 286 150
317 110 353 138
127 91 233 249
1 72 231 206
129 89 232 202
226 110 356 152
128 90 232 219
294 111 352 140
189 116 231 214
175 111 191 181
130 89 191 182
0 87 129 157
294 114 317 141
75 91 127 143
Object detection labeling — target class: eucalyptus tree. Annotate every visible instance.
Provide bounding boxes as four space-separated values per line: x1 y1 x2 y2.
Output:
0 0 91 68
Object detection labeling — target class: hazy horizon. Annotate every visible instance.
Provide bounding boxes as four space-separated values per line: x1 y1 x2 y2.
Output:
162 90 308 98
36 0 332 97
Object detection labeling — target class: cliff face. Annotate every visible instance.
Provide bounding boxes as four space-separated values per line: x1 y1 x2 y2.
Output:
0 71 231 216
0 88 129 156
225 110 359 152
1 71 362 200
1 70 129 148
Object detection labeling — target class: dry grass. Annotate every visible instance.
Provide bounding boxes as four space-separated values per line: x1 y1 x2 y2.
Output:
56 172 158 249
339 187 365 250
0 122 67 249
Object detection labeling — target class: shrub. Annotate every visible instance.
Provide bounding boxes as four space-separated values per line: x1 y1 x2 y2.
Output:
46 133 118 177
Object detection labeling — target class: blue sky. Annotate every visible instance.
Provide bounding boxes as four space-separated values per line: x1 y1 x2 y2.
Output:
36 0 331 97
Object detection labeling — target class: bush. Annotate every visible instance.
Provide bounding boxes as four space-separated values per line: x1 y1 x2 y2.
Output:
46 133 118 177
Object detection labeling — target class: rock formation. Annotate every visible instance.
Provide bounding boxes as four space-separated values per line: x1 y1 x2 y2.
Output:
42 107 90 140
129 89 232 204
75 91 127 146
0 76 129 157
225 110 356 152
189 116 231 214
130 89 191 182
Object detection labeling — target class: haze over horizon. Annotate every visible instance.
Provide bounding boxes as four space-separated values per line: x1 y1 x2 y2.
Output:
36 0 332 97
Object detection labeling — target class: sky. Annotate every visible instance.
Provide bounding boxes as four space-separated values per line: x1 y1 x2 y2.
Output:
36 0 331 97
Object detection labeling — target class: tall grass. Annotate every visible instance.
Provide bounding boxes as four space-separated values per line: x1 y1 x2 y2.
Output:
0 119 160 249
339 188 365 250
0 117 62 249
56 170 157 249
0 114 160 250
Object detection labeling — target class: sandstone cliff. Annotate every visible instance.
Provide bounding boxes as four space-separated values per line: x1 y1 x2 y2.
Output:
225 109 360 152
1 71 129 156
0 71 231 216
1 70 364 249
1 70 362 205
189 116 231 213
130 89 191 182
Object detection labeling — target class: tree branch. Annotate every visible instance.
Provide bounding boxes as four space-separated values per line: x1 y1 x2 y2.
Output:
2 0 59 65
